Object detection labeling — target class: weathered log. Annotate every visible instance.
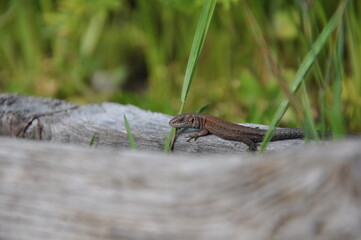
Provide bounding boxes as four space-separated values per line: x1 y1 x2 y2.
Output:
0 137 360 240
1 94 361 239
0 93 305 153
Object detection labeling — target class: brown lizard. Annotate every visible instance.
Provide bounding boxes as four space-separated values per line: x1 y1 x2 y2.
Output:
169 113 305 151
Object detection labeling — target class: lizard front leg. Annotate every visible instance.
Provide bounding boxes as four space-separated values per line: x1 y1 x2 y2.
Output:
186 128 210 142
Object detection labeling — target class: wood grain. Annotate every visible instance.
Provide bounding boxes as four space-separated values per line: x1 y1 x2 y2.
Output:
0 93 305 153
0 137 360 240
1 94 361 239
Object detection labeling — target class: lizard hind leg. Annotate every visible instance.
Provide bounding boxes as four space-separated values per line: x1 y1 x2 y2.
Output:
248 143 258 152
186 129 210 142
239 137 258 151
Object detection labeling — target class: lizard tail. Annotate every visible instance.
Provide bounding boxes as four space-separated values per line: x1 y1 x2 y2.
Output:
271 128 333 141
271 128 304 141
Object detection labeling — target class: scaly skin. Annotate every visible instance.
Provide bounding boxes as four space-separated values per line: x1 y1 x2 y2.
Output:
169 113 304 151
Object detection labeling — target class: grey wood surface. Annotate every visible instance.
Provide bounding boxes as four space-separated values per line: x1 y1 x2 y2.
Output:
1 94 361 240
0 137 360 240
0 93 305 153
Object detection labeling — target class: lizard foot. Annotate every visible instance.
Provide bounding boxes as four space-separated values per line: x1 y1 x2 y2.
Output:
247 143 258 152
186 135 198 142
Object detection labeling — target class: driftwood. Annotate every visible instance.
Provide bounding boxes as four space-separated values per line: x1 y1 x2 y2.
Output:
1 94 361 240
0 93 306 153
0 137 360 240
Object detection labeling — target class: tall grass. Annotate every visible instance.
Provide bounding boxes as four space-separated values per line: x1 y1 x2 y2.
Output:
260 0 351 152
0 0 360 140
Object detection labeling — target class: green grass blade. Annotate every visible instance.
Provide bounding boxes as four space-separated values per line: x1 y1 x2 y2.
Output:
196 103 212 113
163 127 176 153
259 1 349 152
301 82 319 140
330 20 346 137
80 10 107 57
179 0 217 113
89 132 97 146
124 114 137 150
164 0 217 152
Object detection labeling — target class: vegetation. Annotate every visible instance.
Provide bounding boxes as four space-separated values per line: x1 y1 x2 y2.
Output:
124 114 137 149
0 0 360 134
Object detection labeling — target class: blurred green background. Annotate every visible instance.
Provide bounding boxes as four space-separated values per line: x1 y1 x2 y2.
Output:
0 0 360 131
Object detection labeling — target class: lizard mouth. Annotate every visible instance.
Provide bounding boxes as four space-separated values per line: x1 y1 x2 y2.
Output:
169 118 180 128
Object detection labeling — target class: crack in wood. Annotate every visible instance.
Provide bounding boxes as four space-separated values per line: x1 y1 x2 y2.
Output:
19 106 79 138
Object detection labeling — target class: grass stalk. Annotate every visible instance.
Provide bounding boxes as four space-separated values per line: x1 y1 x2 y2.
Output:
124 114 137 150
164 0 217 152
259 0 349 152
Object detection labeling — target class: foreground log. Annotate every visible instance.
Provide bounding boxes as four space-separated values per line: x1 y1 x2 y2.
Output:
0 137 360 240
1 94 361 239
0 93 306 153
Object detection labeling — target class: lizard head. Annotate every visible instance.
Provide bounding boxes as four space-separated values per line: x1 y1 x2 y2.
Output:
169 113 199 129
